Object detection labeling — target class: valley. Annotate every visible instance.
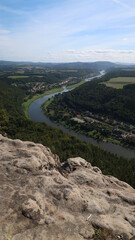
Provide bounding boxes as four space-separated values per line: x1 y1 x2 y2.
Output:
1 1 135 238
29 75 135 159
42 69 135 151
0 61 135 188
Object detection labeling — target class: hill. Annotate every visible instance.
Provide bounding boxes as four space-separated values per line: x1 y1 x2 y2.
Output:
0 60 116 70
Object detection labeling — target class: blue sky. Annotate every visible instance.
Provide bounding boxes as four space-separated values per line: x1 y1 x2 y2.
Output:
0 0 135 62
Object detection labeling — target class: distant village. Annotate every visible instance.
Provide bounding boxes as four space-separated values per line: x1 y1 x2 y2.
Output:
12 76 81 95
71 111 135 145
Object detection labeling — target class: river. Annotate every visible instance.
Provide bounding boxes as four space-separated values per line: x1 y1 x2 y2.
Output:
28 71 135 159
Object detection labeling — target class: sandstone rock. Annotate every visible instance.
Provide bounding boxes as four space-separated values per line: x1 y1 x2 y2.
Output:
22 198 44 224
0 134 135 240
62 157 92 174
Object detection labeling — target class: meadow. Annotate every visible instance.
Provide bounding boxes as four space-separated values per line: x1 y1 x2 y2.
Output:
8 75 29 79
23 87 63 119
104 77 135 89
67 80 85 89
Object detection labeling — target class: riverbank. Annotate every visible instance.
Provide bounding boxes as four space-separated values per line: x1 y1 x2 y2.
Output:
66 80 85 89
23 87 63 119
24 71 105 119
28 71 135 159
41 80 87 110
29 90 135 159
41 97 54 111
23 79 87 119
42 100 132 150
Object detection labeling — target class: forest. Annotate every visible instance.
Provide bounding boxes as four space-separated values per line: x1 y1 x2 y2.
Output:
47 69 135 125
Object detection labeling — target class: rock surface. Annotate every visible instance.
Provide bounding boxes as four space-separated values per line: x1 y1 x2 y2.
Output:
0 134 135 240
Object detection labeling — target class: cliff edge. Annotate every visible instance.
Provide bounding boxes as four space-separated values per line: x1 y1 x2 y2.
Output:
0 134 135 240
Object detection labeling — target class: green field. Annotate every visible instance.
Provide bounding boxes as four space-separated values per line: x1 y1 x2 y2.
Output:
67 80 85 89
42 97 54 111
103 77 135 89
8 75 29 79
23 87 63 119
16 70 25 74
122 68 135 71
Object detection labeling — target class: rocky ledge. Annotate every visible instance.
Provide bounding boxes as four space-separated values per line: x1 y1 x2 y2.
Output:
0 134 135 240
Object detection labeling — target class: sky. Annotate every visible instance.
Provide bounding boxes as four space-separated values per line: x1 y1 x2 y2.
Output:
0 0 135 63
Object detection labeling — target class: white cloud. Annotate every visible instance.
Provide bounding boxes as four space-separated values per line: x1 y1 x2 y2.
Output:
0 0 135 62
63 49 135 63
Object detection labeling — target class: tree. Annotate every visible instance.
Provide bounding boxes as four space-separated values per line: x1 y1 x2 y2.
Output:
0 109 9 126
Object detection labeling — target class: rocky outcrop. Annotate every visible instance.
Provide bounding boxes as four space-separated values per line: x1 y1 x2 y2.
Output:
0 134 135 240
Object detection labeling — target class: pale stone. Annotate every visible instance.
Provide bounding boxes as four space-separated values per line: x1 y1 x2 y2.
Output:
0 134 135 240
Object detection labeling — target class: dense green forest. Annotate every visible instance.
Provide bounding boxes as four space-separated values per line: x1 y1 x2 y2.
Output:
48 70 135 125
0 67 135 188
